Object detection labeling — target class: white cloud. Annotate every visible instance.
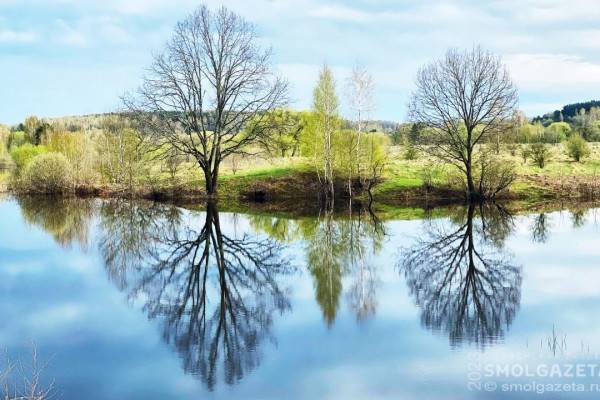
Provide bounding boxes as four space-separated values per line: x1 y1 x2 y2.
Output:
0 28 37 43
506 53 600 90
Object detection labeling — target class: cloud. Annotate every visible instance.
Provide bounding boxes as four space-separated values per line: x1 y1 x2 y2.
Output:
506 53 600 90
0 28 37 43
490 0 600 23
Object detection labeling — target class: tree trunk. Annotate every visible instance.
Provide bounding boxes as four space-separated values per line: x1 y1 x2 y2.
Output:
203 165 219 196
465 158 476 200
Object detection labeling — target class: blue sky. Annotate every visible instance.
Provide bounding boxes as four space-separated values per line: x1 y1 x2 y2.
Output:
2 0 600 124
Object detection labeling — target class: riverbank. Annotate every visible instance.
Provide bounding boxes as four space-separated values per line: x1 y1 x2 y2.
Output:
5 166 600 207
4 144 600 206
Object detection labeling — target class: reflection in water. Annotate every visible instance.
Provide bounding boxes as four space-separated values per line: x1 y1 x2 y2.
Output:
531 213 550 243
17 196 94 250
250 205 385 324
571 209 587 229
400 203 522 348
99 200 182 290
98 201 293 390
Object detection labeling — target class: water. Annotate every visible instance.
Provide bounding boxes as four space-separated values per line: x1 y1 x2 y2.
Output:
1 195 600 399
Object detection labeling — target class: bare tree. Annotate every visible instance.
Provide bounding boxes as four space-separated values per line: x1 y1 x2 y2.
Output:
408 46 518 200
98 201 292 390
400 203 522 348
345 65 375 196
123 5 288 196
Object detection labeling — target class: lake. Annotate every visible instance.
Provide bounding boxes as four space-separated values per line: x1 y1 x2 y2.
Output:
1 195 600 399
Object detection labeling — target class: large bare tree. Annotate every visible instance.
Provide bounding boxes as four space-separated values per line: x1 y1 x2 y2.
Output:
408 46 518 200
400 203 521 347
124 5 288 196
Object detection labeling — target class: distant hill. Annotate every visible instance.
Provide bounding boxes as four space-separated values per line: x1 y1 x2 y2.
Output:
533 100 600 124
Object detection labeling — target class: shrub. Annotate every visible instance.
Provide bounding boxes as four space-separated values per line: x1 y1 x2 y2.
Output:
529 143 550 168
46 130 99 185
7 131 27 149
10 143 47 170
520 145 530 164
507 143 518 156
475 154 516 198
544 122 570 143
565 133 589 162
403 144 418 160
18 152 72 194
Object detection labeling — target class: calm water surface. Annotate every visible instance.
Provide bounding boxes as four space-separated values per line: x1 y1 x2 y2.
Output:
1 195 600 399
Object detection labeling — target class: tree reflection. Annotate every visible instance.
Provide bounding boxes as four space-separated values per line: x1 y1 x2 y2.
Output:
250 204 385 325
400 203 522 348
343 205 384 323
99 200 182 290
531 213 550 243
571 209 587 229
17 196 94 250
98 201 292 390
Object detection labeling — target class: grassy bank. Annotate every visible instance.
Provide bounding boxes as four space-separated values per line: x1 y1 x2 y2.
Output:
4 141 600 205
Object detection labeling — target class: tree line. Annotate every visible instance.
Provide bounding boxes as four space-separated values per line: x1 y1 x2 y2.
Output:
4 3 596 202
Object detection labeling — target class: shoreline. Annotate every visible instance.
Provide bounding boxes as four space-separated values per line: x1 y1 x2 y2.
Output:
4 173 600 220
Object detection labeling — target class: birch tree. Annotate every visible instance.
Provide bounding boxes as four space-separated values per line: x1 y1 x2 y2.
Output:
345 65 375 195
313 65 340 200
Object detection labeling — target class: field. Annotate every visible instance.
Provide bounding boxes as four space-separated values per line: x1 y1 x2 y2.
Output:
213 143 600 204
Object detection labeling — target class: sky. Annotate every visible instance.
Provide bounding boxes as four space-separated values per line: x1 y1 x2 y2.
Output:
2 0 600 124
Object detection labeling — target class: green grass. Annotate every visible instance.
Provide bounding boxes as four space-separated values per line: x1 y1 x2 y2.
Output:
372 143 600 201
220 165 307 181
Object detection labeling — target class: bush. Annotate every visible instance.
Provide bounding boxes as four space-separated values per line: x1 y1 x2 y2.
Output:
475 155 516 198
544 122 570 143
507 143 518 156
520 145 530 164
529 143 550 168
46 130 99 185
565 133 589 162
403 144 418 160
17 153 72 194
7 131 27 149
10 143 47 170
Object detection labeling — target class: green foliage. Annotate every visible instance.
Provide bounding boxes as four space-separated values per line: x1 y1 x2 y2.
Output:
403 144 418 160
408 123 422 144
251 109 305 158
565 133 590 162
0 125 8 156
518 122 545 143
23 115 51 145
45 130 98 186
7 131 28 149
17 152 72 194
520 145 530 163
10 143 48 170
572 108 600 141
529 143 551 168
544 122 570 143
98 118 147 188
311 65 340 191
388 126 406 145
313 65 339 120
